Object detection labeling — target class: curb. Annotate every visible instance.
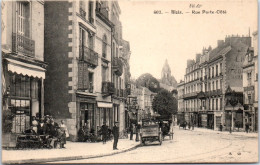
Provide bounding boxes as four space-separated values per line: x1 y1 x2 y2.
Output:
3 143 141 164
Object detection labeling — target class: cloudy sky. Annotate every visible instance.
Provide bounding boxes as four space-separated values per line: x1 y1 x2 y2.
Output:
118 0 257 82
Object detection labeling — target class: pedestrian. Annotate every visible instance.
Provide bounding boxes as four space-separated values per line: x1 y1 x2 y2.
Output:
219 123 223 132
60 120 69 138
32 116 38 133
192 122 194 130
112 121 119 150
37 118 47 135
245 123 249 133
188 122 191 130
130 123 134 140
101 121 108 144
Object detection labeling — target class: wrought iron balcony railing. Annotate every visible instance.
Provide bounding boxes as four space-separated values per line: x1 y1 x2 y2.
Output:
113 57 123 76
102 82 115 95
12 33 35 57
79 46 98 67
80 8 86 18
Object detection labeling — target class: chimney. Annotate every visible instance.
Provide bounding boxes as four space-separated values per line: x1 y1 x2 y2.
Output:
217 40 224 47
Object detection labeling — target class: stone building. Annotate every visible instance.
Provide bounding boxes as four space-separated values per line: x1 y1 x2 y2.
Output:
180 35 251 131
44 0 130 141
2 0 46 147
177 80 185 124
243 31 258 132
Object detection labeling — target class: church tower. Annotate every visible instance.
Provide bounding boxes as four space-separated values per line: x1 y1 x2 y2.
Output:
161 59 172 84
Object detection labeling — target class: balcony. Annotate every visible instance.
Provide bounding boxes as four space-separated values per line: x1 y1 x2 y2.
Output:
183 92 197 99
12 33 35 57
96 2 109 20
244 85 254 92
216 89 222 95
80 8 86 19
113 57 123 76
79 46 98 67
102 82 115 95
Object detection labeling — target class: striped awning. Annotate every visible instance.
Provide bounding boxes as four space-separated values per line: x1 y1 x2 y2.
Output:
6 58 46 79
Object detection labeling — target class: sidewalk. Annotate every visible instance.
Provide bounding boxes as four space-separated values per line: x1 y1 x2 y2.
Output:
2 138 140 164
176 126 258 138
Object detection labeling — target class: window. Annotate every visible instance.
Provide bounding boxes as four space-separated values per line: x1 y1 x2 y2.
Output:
102 66 107 82
216 99 218 110
248 72 252 80
88 1 93 23
220 98 222 109
79 27 86 59
220 63 222 74
212 99 214 110
248 94 252 104
102 35 107 58
212 81 215 90
209 68 211 78
212 67 214 77
89 72 94 93
216 80 218 89
220 80 222 90
17 2 30 37
208 82 211 91
88 32 94 50
79 1 86 18
216 65 218 76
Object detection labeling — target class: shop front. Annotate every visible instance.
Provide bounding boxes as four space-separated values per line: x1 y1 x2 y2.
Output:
200 112 207 128
96 102 113 130
2 57 46 147
207 112 214 129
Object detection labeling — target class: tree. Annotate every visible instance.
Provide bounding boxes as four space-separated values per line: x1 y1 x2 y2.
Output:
152 89 178 119
136 73 161 93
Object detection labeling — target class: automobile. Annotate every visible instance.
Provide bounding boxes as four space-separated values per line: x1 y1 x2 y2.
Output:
140 119 162 145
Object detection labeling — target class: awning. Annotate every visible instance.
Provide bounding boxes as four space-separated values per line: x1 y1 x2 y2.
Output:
6 58 46 79
97 102 113 108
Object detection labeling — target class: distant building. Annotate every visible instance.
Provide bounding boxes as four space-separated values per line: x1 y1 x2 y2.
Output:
243 31 258 132
180 34 251 131
177 80 185 124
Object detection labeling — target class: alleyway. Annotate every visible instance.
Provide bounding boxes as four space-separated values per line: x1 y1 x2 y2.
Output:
54 127 258 163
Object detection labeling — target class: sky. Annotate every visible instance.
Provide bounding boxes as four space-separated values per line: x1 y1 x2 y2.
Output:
118 0 258 82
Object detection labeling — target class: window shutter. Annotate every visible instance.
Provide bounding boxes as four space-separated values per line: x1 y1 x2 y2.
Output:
83 62 89 89
78 61 84 89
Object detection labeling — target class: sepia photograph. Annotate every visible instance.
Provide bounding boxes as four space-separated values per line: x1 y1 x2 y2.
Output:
1 0 258 163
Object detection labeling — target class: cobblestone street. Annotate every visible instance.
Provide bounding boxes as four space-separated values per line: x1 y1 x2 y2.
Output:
55 127 258 163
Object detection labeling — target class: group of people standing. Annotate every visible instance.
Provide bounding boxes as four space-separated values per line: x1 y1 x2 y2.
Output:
27 116 69 148
77 121 120 150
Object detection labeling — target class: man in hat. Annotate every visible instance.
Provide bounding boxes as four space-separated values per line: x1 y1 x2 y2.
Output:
112 121 119 150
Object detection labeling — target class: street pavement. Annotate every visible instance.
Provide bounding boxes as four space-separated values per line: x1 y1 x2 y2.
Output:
53 127 258 163
2 138 140 164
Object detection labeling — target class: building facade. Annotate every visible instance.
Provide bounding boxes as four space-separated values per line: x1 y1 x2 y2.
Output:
177 80 185 124
243 31 258 132
2 0 46 147
44 0 130 141
179 35 251 131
